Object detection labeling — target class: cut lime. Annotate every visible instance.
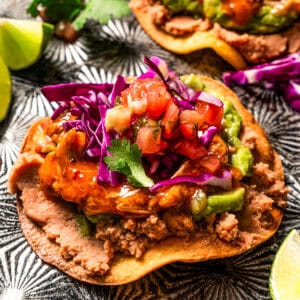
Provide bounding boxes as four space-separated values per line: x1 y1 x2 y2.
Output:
0 18 53 70
0 55 11 121
270 229 300 300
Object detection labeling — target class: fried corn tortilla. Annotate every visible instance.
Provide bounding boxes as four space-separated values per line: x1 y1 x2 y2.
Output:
8 75 287 285
130 0 246 70
130 0 300 69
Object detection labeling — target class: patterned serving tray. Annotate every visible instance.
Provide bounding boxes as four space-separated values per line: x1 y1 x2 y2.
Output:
1 1 300 299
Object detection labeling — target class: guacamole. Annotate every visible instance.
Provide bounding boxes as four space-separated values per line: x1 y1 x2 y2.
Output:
162 0 299 34
181 74 254 178
162 0 203 14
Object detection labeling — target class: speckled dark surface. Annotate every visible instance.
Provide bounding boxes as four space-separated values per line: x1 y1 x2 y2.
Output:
0 1 300 299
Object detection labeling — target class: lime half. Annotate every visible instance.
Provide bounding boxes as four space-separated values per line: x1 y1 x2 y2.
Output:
0 18 53 70
270 229 300 300
0 55 12 122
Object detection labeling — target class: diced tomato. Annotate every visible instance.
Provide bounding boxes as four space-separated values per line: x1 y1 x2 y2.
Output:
120 89 130 106
195 155 221 174
195 101 224 128
179 123 197 140
161 101 180 139
120 78 172 120
105 105 132 133
136 126 161 154
180 109 205 124
159 139 169 151
145 84 171 120
130 99 147 115
174 140 207 160
121 86 147 115
179 110 205 140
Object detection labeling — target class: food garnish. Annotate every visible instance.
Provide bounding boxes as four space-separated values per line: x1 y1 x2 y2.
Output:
42 56 235 194
27 0 85 23
0 56 11 122
269 229 300 300
130 0 300 68
73 0 131 30
162 0 299 34
27 0 130 42
0 18 53 70
8 56 288 285
223 52 300 112
104 138 154 188
0 18 53 121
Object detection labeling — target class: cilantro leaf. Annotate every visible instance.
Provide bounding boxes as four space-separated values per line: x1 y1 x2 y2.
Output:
27 0 85 22
104 139 154 188
72 0 130 30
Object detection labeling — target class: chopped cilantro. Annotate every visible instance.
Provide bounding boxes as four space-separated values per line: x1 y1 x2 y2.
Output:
27 0 85 22
73 0 131 30
104 139 154 188
27 0 130 30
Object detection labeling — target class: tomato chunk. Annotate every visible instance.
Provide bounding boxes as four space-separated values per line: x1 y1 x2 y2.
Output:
179 110 205 139
195 101 223 129
145 85 171 120
136 126 161 154
161 101 180 139
179 123 197 140
121 78 172 120
175 140 207 160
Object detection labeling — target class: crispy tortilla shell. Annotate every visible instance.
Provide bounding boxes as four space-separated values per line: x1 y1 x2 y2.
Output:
130 0 247 70
11 76 285 285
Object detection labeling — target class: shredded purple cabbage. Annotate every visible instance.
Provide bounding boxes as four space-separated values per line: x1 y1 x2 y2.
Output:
222 52 300 112
42 83 114 103
283 80 300 111
109 75 128 106
143 57 223 111
139 56 170 80
149 170 232 192
42 56 228 191
198 126 218 146
198 91 223 107
97 105 120 185
41 79 127 186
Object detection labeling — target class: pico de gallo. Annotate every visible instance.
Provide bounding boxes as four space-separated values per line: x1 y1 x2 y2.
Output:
39 56 253 219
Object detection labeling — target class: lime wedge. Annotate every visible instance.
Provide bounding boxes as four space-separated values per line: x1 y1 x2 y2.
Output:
0 18 53 70
270 229 300 300
0 55 11 121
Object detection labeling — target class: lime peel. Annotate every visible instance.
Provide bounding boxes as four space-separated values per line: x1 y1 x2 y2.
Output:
0 55 11 121
0 18 53 70
270 229 300 300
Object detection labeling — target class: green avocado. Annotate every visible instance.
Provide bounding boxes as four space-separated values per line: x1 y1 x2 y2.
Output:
203 0 224 23
181 75 254 178
190 189 208 220
222 100 242 147
181 74 206 91
86 213 117 223
222 100 254 176
248 5 298 34
218 4 299 34
231 145 253 176
202 187 245 217
162 0 203 14
77 213 92 236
